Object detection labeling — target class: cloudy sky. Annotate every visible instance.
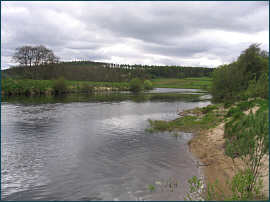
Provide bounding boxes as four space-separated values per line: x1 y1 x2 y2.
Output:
1 1 269 70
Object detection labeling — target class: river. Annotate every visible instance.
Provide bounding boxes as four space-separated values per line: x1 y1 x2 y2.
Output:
1 88 212 201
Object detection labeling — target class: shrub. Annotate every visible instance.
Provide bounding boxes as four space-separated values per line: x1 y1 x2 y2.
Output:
244 73 269 99
129 78 142 92
184 168 264 201
53 76 68 94
143 79 154 90
225 110 269 195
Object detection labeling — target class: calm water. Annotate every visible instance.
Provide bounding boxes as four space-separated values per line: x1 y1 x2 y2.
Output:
1 88 212 201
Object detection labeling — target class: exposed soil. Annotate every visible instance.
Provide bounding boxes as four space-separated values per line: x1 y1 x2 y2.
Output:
188 106 269 199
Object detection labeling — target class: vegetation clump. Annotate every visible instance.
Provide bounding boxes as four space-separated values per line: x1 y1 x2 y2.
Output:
211 43 269 100
53 76 68 94
143 79 154 90
202 105 218 114
129 78 142 92
1 78 130 95
145 104 225 134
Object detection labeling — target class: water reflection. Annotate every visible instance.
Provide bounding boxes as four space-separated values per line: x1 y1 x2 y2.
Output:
1 89 212 201
1 88 208 105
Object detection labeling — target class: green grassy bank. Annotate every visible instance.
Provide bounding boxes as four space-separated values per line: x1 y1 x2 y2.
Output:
146 98 269 201
153 77 212 89
1 77 211 95
1 78 130 95
146 98 268 137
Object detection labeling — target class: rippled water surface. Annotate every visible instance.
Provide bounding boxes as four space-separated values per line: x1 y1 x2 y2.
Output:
1 89 212 201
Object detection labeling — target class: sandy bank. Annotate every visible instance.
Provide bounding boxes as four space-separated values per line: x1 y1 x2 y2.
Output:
186 106 269 198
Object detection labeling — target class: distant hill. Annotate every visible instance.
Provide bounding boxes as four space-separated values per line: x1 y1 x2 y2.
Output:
1 60 214 82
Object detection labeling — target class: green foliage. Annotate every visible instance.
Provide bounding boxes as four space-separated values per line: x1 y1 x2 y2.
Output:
129 78 142 92
81 82 94 93
183 175 204 201
143 79 154 90
176 72 185 78
228 169 264 201
145 119 157 133
53 76 68 94
211 44 269 100
1 78 130 95
148 177 178 193
225 110 269 190
224 101 234 109
225 107 245 119
1 78 54 95
153 78 212 89
148 184 156 192
244 73 269 99
237 43 268 81
200 84 208 90
202 105 218 114
145 105 224 134
4 53 215 81
184 168 264 201
211 62 246 100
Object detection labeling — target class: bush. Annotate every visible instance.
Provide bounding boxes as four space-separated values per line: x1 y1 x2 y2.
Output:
184 168 264 201
53 76 68 94
225 110 269 194
244 73 269 99
129 78 142 92
143 79 154 90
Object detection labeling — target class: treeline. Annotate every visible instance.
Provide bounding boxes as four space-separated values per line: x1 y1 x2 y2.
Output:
2 61 214 82
211 43 269 100
2 44 214 82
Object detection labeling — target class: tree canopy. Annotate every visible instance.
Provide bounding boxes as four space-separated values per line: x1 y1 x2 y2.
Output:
12 45 60 67
211 43 269 100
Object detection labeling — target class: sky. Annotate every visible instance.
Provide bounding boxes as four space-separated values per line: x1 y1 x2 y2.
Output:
1 1 269 70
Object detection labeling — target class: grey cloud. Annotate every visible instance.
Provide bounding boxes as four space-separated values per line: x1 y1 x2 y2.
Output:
82 1 268 44
1 1 269 69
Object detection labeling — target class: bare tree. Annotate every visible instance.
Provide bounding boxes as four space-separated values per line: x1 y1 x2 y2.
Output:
12 45 60 67
12 45 60 79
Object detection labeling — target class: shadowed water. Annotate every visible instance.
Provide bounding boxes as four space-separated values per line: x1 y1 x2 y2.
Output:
1 88 212 201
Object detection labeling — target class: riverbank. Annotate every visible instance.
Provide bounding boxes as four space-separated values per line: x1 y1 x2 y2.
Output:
148 99 269 200
182 102 269 199
189 119 269 199
1 79 130 95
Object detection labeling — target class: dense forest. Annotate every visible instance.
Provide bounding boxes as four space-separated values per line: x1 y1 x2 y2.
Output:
1 45 214 82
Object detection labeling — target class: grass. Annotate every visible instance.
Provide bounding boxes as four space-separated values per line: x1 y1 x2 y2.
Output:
146 104 225 134
153 77 212 89
1 78 130 95
146 98 269 147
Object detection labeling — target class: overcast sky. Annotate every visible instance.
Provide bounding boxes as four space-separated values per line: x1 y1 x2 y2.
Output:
1 1 269 70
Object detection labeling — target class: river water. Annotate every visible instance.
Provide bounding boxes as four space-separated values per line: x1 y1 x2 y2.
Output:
1 88 212 201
